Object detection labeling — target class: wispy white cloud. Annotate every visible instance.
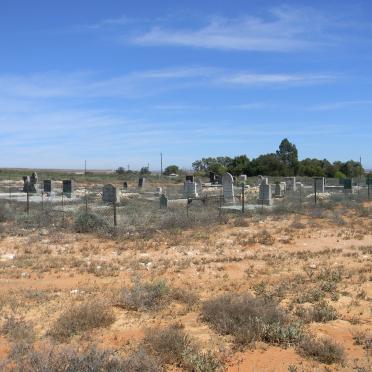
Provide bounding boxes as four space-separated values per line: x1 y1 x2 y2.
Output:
216 73 336 86
0 67 336 101
131 6 328 52
309 100 372 111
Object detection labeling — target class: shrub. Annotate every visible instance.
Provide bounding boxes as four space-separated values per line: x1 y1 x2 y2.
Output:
74 212 111 234
8 343 161 372
1 315 35 343
117 280 170 311
202 294 303 346
295 301 338 323
0 202 14 222
145 324 191 365
144 324 222 371
48 299 115 341
298 336 345 364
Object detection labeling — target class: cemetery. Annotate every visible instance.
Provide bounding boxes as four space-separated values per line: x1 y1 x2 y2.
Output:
0 167 371 371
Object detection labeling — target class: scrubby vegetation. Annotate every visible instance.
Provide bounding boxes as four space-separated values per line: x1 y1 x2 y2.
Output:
202 294 303 346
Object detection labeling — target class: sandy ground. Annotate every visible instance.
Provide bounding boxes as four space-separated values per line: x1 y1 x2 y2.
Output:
0 204 371 371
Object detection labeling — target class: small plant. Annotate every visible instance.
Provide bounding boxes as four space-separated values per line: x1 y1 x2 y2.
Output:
297 336 345 364
1 315 35 343
144 324 222 371
74 211 111 234
48 299 115 341
202 293 303 346
116 279 170 311
295 301 338 323
7 343 161 371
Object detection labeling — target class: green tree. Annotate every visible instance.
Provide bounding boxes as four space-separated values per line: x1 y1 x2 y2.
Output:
276 138 299 176
163 165 179 175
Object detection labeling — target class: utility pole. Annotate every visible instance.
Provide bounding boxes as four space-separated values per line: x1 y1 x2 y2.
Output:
160 152 163 176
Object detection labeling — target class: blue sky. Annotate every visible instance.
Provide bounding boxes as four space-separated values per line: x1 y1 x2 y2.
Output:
1 0 371 170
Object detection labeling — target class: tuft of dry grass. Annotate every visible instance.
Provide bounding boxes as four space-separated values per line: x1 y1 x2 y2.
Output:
297 336 345 365
48 299 115 341
202 293 303 346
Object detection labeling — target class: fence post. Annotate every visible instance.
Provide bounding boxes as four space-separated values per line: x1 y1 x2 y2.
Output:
314 178 317 205
368 174 371 200
85 187 88 214
61 193 65 226
41 192 44 210
241 183 245 214
26 191 30 214
113 202 117 227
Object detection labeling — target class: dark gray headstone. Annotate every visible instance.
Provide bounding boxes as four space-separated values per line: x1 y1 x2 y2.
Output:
160 194 168 209
102 184 120 204
209 172 216 184
123 182 128 189
343 179 352 190
63 180 74 195
186 175 194 182
43 180 54 193
138 178 145 188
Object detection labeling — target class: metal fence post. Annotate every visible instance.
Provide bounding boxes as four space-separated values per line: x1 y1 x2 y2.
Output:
113 202 117 226
85 186 88 214
314 178 317 205
26 191 30 214
241 183 245 214
41 192 44 210
61 193 64 226
368 174 371 200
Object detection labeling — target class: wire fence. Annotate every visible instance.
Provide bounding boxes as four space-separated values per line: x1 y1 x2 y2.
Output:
0 175 370 236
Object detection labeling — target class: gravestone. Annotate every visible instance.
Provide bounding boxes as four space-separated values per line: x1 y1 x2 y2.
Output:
296 182 304 191
314 177 325 193
62 180 74 196
183 181 198 198
22 174 38 193
222 172 235 203
123 182 128 190
257 175 265 185
257 179 273 206
285 177 297 192
102 184 120 204
138 178 145 188
209 172 216 184
274 182 284 198
343 178 352 193
159 194 168 209
280 181 287 192
43 180 54 193
239 175 247 183
155 187 162 196
185 175 194 182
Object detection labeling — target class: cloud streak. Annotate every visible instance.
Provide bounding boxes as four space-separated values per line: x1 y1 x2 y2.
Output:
131 6 328 52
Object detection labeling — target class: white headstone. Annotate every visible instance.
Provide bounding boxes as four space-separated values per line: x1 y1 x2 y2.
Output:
285 177 297 191
222 173 235 203
257 179 273 205
314 178 325 193
183 181 198 198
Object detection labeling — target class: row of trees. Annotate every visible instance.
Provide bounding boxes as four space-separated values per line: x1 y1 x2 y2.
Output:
191 139 364 178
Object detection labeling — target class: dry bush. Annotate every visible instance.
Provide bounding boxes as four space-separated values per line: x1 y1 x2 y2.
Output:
144 324 222 371
6 343 161 372
202 294 303 346
74 211 112 234
145 324 190 365
1 315 35 343
116 279 170 311
297 336 345 365
116 280 198 312
48 299 115 341
295 301 338 323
